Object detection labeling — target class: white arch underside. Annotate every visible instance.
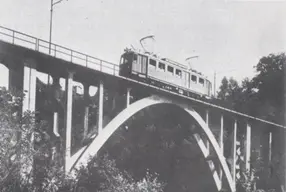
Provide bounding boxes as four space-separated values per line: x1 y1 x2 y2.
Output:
68 95 235 192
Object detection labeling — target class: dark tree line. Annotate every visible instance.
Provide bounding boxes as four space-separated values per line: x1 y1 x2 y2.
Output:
216 53 286 192
216 53 285 124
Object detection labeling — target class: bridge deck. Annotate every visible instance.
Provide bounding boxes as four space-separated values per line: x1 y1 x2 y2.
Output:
0 25 284 129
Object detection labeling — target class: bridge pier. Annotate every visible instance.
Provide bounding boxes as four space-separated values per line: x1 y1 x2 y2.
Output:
219 114 224 180
126 88 131 108
232 119 238 187
83 83 90 139
51 75 61 164
65 71 74 173
52 75 61 137
98 80 104 134
245 123 251 171
205 110 210 156
8 59 37 113
7 58 37 181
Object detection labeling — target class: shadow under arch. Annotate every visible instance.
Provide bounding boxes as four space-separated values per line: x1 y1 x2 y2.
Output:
69 95 235 192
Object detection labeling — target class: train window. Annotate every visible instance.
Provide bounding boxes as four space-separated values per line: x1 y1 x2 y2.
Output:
199 78 204 85
158 62 165 71
120 56 124 64
191 75 197 82
121 53 132 65
175 69 182 78
133 54 138 62
149 59 156 67
167 66 174 74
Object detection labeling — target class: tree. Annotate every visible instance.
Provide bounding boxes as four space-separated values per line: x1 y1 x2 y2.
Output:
0 87 35 191
216 52 286 192
251 53 285 123
216 53 286 123
217 77 229 100
0 87 74 192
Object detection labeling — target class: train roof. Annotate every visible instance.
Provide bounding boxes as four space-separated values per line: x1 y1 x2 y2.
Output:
123 48 206 77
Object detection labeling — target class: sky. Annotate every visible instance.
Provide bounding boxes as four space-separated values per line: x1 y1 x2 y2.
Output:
0 0 286 91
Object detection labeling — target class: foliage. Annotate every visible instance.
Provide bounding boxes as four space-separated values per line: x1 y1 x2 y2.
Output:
216 52 285 123
0 87 74 192
0 87 34 191
0 86 165 192
216 52 286 191
75 154 165 192
237 156 276 192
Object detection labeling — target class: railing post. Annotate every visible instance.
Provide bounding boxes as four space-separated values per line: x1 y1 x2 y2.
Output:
35 39 39 51
12 31 15 44
100 60 103 71
113 65 116 75
71 50 73 62
86 55 88 67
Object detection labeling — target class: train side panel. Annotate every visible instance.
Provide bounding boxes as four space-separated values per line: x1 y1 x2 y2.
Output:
147 61 211 97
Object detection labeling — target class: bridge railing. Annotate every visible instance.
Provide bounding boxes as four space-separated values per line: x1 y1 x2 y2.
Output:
0 25 120 75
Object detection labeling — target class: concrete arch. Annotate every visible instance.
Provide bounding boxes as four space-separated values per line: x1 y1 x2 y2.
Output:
69 95 235 192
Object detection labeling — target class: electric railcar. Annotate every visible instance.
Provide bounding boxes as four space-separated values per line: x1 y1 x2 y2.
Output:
119 49 212 98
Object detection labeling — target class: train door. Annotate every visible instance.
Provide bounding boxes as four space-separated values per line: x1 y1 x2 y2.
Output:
182 71 189 88
132 54 147 77
186 71 191 89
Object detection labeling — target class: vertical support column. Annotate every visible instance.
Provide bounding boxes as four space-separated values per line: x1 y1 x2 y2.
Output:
220 114 224 152
9 66 23 92
52 76 60 137
83 84 90 139
65 71 74 173
245 123 251 172
126 88 131 108
98 81 104 134
52 75 61 163
232 119 237 188
21 59 37 176
22 60 37 112
219 114 224 180
268 131 272 163
205 110 210 156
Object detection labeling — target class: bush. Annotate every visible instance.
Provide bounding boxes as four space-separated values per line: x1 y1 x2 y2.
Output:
74 154 165 192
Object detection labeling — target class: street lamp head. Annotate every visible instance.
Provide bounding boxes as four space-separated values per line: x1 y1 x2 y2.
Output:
52 0 68 7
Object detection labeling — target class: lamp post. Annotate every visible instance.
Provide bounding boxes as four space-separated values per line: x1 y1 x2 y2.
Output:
48 0 67 84
49 0 67 54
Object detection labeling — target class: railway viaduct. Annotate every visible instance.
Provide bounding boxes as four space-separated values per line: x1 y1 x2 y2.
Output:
0 25 285 192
